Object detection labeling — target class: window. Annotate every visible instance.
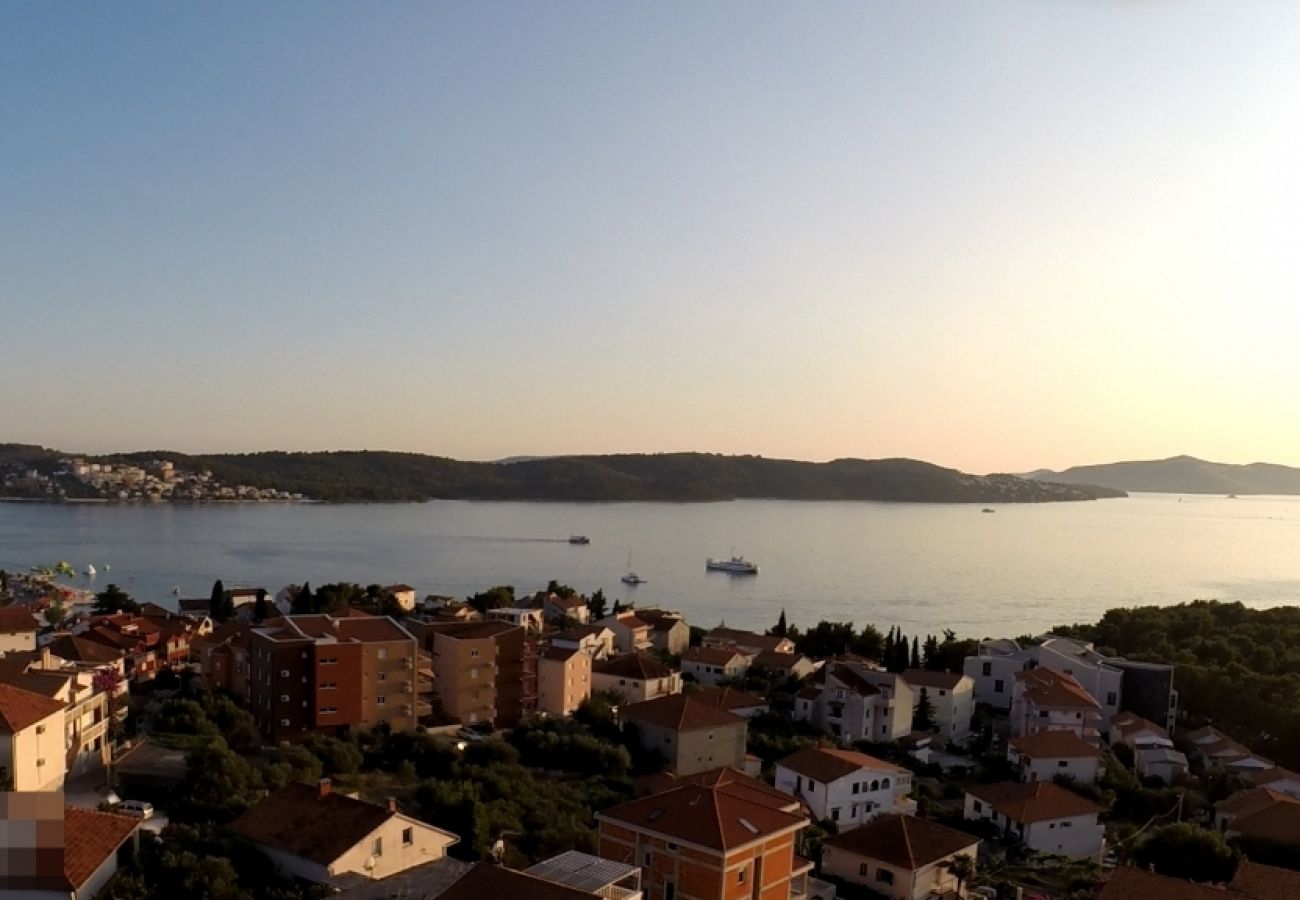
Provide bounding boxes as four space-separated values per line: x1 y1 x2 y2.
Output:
642 850 651 866
402 827 414 846
852 783 860 795
1039 711 1049 718
795 776 802 791
1106 692 1117 706
870 779 879 791
1061 821 1073 828
377 648 388 660
876 868 894 885
378 672 387 682
470 648 480 659
994 679 1004 693
36 758 46 767
280 694 290 702
36 724 45 735
881 778 890 789
831 808 840 822
707 732 714 742
973 800 983 814
377 696 386 705
737 867 747 884
280 718 290 726
373 837 383 856
859 862 868 876
938 689 946 696
808 779 817 790
320 657 337 666
280 669 290 677
666 842 678 851
982 662 992 676
664 882 676 900
1058 760 1069 768
471 668 478 680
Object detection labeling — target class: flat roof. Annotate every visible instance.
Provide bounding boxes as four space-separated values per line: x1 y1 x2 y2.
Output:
524 850 640 892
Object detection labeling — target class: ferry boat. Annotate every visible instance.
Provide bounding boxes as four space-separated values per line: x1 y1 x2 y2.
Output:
568 535 590 545
706 556 759 575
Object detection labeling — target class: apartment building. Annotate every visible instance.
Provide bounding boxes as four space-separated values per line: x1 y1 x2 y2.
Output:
682 646 751 686
902 669 975 741
1007 731 1102 784
407 619 536 727
597 776 813 900
793 660 915 743
538 645 592 717
593 653 683 703
248 614 425 743
0 652 111 778
596 612 654 655
621 693 747 778
775 747 915 827
1010 668 1102 745
635 609 691 656
0 681 66 791
193 621 255 700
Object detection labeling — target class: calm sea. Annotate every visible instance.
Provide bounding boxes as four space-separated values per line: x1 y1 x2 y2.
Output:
2 494 1297 638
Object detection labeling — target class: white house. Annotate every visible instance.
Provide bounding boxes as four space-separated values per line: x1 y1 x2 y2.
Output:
385 585 418 613
1245 766 1300 797
596 612 653 655
701 627 795 656
1008 730 1102 784
591 653 682 703
793 660 914 743
231 779 459 884
821 814 979 900
1136 746 1189 784
1010 668 1102 745
0 681 68 791
550 625 616 660
1108 711 1170 750
6 805 140 900
681 646 751 686
964 781 1104 860
774 747 915 828
485 607 545 634
539 592 591 626
903 669 974 741
0 606 41 653
636 609 691 656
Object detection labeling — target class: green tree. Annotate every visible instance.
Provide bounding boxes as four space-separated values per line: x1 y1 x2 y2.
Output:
915 687 936 730
292 582 314 614
910 636 921 669
209 579 231 623
93 584 140 616
944 853 976 896
178 741 266 823
468 585 515 615
772 609 788 637
587 589 607 621
43 599 68 629
546 580 577 599
1133 823 1238 883
253 588 269 622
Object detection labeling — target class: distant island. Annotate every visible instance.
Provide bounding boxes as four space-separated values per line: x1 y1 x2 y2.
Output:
1028 454 1300 496
1 444 1124 504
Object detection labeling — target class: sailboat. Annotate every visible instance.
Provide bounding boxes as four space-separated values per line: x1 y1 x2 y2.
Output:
621 550 645 585
85 564 97 577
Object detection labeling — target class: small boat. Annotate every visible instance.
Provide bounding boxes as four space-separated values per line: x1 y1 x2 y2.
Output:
982 508 996 514
621 551 645 585
85 564 97 576
171 586 181 596
568 535 590 545
706 555 759 575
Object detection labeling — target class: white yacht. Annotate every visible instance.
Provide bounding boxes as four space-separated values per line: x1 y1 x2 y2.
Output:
621 550 645 585
85 564 97 577
706 556 758 575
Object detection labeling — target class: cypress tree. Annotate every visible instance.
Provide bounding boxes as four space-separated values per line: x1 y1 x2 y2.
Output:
210 579 226 623
911 636 921 669
774 609 788 637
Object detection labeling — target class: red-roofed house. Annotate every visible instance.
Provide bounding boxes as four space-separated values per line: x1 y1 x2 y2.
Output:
965 781 1104 859
681 645 751 686
596 612 653 655
794 660 916 743
775 746 915 827
821 814 980 900
0 681 67 790
622 694 748 777
10 805 140 899
1011 668 1102 745
593 653 682 703
1008 730 1103 783
0 605 41 653
596 776 812 900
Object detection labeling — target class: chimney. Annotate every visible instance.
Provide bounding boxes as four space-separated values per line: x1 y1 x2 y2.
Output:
386 797 397 813
317 778 332 797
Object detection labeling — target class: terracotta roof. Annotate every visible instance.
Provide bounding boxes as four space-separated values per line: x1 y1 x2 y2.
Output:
612 612 649 630
1016 668 1100 710
824 663 882 697
64 807 140 891
438 862 596 900
597 782 806 852
44 633 123 663
230 782 398 864
824 813 978 870
192 620 253 652
692 686 768 712
1111 711 1167 739
623 693 744 732
672 767 804 812
779 747 906 783
594 652 676 681
1230 859 1300 898
178 597 210 613
541 645 582 663
0 605 41 633
545 594 587 610
683 646 750 667
334 617 414 644
1229 798 1300 844
1009 730 1103 759
752 650 809 671
966 781 1102 824
1246 766 1300 787
0 663 69 699
0 681 66 733
902 669 967 691
636 609 686 631
386 584 415 593
1097 866 1238 900
703 627 789 653
431 620 519 640
1216 786 1297 819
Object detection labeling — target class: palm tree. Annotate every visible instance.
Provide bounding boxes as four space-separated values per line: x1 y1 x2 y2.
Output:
945 853 976 897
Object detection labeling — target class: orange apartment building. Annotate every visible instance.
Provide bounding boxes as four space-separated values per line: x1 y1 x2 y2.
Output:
538 645 592 716
406 618 537 727
597 775 813 900
247 614 429 743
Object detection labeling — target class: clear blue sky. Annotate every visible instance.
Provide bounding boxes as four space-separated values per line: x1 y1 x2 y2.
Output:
3 2 1298 472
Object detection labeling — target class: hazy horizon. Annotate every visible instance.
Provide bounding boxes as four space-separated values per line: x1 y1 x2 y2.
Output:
5 3 1299 473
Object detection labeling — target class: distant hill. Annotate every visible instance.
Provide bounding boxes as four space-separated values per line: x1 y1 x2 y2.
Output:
101 450 1122 503
1028 455 1300 495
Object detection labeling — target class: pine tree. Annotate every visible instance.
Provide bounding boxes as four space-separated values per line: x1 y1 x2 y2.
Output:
923 634 939 669
588 589 607 621
293 582 314 615
612 598 623 615
911 636 921 669
210 579 226 623
773 609 788 637
916 687 936 730
253 588 269 622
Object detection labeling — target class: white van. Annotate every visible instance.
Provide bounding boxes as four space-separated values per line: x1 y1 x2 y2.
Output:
118 800 154 819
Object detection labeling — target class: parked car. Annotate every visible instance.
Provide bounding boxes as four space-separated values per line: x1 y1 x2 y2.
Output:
118 800 154 819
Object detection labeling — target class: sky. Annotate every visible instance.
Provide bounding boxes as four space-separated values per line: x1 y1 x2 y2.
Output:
2 2 1299 474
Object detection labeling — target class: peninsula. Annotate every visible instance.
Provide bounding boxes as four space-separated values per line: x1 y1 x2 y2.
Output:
1 444 1125 504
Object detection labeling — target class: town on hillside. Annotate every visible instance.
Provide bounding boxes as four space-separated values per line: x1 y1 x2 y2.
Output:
0 575 1293 900
0 455 305 503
